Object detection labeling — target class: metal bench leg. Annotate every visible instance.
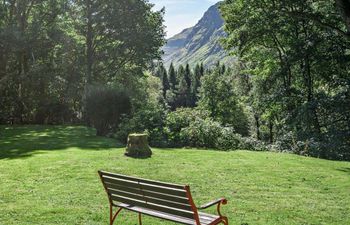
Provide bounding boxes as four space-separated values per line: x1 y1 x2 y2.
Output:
110 204 122 225
222 216 228 225
138 213 142 225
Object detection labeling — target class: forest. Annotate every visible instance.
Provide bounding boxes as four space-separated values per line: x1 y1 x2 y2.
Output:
1 0 349 161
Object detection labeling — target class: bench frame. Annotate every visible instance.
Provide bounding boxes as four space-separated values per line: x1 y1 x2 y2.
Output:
98 171 228 225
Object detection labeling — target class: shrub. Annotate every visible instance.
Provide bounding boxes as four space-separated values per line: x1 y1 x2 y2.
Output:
165 108 210 147
216 127 242 150
35 100 75 124
239 136 269 151
85 85 131 136
182 117 223 148
165 108 266 151
115 102 168 147
117 106 270 151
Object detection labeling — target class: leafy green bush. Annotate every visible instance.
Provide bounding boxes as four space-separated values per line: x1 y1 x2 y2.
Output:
85 86 131 136
115 74 171 147
164 108 210 147
183 117 223 148
115 102 168 147
35 100 75 124
216 127 243 150
166 108 267 151
117 106 269 151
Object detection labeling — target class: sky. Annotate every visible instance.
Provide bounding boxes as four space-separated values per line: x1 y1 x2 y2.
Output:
149 0 220 38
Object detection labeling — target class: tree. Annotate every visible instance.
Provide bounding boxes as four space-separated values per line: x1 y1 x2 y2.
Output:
85 86 131 136
0 0 165 125
0 0 81 124
190 64 202 106
160 65 169 98
184 64 192 89
199 63 249 136
335 0 350 36
221 0 350 159
168 62 177 90
75 0 165 86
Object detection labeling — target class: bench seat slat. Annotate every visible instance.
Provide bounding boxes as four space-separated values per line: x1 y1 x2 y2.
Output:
116 203 220 225
110 194 195 219
107 188 193 211
104 182 190 204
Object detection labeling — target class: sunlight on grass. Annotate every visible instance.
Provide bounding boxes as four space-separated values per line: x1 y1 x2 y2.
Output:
0 125 349 225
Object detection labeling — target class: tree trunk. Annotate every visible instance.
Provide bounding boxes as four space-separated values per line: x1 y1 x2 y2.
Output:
0 46 6 82
255 115 261 140
86 0 94 86
15 4 30 124
125 134 152 158
269 120 273 144
304 53 322 135
336 0 350 35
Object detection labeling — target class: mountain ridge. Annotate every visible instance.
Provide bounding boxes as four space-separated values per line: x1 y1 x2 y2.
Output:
162 2 235 68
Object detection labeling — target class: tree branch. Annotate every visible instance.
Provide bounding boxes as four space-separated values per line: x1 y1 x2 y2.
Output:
281 10 350 40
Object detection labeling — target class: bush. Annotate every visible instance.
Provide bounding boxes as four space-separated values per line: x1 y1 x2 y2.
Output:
166 108 267 151
216 127 242 150
35 99 75 124
164 108 210 147
85 85 131 136
183 117 223 148
115 102 168 147
117 106 270 151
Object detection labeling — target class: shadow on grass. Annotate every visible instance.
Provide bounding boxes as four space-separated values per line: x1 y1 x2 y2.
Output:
0 125 123 160
336 167 350 174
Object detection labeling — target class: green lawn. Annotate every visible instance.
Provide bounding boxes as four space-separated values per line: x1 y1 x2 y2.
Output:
0 126 349 225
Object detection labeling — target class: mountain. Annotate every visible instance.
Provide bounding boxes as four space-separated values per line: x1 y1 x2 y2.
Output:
162 2 235 68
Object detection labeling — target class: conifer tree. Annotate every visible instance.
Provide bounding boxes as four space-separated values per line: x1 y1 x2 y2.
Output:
168 62 177 90
191 64 202 106
184 64 192 89
161 66 170 98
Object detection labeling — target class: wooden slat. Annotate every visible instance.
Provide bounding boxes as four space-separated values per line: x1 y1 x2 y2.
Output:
102 175 187 197
139 182 187 197
102 176 139 189
105 182 190 204
99 171 185 189
117 203 196 225
107 188 192 211
115 203 220 225
199 212 220 225
110 194 195 219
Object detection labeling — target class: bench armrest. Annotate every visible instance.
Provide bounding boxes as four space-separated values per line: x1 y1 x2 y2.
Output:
198 198 227 210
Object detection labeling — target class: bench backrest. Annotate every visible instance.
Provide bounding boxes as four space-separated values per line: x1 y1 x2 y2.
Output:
98 171 199 221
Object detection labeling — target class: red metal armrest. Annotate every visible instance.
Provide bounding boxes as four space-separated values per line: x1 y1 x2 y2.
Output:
198 198 227 210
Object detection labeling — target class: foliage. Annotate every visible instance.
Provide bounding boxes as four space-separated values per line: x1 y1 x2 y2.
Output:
165 108 263 151
221 0 350 160
85 86 131 136
164 108 208 147
116 102 167 147
0 0 165 125
115 74 168 147
34 99 76 125
199 63 250 136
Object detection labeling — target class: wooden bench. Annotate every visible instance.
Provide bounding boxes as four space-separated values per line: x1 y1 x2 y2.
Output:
98 171 228 225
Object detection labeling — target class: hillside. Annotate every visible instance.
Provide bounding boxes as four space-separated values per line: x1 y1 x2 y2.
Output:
0 125 349 224
162 2 235 68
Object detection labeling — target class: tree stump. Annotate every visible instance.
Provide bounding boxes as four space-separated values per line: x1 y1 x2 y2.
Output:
125 133 152 158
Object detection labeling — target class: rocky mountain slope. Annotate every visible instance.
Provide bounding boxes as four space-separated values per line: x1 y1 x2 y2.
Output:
162 2 235 68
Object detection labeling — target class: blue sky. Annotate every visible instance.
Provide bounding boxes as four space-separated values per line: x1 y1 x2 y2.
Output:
149 0 220 38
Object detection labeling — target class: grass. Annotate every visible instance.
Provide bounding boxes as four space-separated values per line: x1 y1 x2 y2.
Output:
0 125 349 225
